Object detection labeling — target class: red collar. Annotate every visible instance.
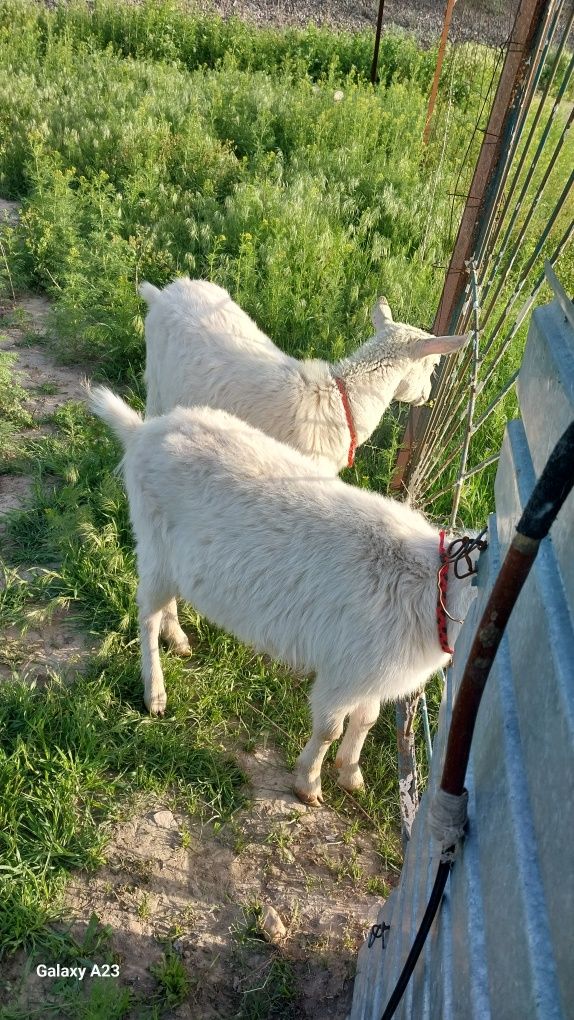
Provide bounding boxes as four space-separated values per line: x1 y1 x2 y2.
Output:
436 530 454 655
334 376 357 468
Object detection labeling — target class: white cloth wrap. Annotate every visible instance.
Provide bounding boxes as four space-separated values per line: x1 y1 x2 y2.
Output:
428 788 469 861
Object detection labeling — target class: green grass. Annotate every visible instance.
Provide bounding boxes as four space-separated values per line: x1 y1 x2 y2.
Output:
149 949 190 1008
0 660 245 950
230 906 298 1020
0 2 570 1006
0 915 200 1019
237 956 297 1020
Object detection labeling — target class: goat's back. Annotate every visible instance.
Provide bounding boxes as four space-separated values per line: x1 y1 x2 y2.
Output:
143 278 290 417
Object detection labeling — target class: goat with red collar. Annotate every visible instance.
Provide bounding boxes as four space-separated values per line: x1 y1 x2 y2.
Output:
89 386 486 806
141 277 469 473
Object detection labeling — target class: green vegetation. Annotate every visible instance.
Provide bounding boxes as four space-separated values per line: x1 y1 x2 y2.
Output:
0 620 245 952
0 352 33 467
150 949 189 1007
0 0 499 384
237 956 297 1020
0 3 571 1012
231 906 298 1019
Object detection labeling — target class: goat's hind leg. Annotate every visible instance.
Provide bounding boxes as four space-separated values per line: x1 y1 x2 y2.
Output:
138 581 176 717
294 684 346 806
161 598 192 657
335 698 380 792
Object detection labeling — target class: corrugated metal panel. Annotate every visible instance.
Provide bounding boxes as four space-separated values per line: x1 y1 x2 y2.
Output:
518 301 574 610
351 296 574 1020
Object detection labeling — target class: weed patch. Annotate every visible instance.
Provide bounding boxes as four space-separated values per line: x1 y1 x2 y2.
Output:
0 352 33 467
0 1 499 387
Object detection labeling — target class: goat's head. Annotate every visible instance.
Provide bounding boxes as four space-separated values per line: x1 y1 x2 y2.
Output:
369 297 471 406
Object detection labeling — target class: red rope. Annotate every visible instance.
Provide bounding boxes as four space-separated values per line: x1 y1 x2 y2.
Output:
334 376 358 468
437 530 454 655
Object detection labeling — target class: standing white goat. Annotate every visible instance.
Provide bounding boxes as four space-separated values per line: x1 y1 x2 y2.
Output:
141 277 469 472
89 387 482 806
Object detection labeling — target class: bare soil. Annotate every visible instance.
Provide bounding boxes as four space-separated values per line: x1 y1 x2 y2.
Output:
59 750 387 1019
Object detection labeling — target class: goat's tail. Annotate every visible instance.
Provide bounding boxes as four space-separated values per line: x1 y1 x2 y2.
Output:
138 281 161 306
87 385 143 448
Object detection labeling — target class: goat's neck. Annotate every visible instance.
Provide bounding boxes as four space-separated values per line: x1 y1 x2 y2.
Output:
334 358 407 443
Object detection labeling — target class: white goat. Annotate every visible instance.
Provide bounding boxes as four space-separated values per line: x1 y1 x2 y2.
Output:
89 387 481 805
141 277 469 472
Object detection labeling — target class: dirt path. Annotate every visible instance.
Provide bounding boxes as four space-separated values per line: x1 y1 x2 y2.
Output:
0 200 392 1018
0 200 98 682
60 751 386 1018
5 755 387 1017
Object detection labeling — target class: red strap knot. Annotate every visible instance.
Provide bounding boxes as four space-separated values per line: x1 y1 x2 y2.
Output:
437 529 454 656
334 375 357 468
436 527 487 657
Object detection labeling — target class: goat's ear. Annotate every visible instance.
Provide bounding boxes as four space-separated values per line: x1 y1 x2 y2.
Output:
411 333 471 358
371 296 393 330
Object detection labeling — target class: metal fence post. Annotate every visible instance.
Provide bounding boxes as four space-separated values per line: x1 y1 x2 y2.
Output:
396 696 420 849
423 0 458 144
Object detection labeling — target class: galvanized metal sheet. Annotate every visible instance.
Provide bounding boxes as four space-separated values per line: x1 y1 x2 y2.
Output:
350 299 574 1020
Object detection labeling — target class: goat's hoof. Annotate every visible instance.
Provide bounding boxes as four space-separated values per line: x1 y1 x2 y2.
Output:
293 782 324 807
145 692 167 716
170 639 192 657
337 766 365 793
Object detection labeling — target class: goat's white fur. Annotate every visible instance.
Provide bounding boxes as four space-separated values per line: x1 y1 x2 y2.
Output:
141 277 470 473
89 387 480 805
142 280 470 649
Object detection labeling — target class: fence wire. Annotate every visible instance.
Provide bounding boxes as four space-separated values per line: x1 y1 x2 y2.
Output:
397 0 523 330
402 0 574 523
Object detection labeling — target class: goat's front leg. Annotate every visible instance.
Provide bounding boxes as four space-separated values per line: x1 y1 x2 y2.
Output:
293 697 346 807
161 598 192 656
138 585 170 716
335 698 380 792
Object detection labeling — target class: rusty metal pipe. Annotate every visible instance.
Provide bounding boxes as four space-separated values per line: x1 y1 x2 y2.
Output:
442 417 574 795
391 0 550 493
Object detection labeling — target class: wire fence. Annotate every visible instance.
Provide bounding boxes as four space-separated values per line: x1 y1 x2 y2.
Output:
398 0 574 522
388 1 524 334
392 0 573 844
425 0 523 231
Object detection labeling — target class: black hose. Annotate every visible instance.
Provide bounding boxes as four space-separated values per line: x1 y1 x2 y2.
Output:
378 418 574 1020
516 420 574 539
380 861 450 1020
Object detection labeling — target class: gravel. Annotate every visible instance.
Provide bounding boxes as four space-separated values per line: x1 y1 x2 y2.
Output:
200 0 522 47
